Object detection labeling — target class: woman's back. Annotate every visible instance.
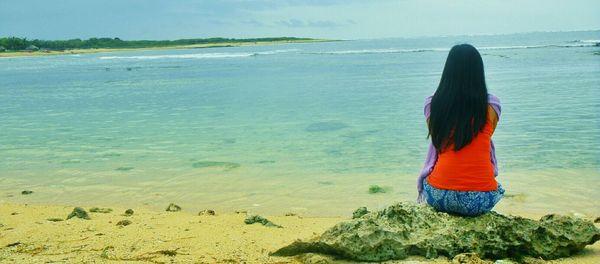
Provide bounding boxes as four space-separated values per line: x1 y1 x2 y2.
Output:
427 105 498 191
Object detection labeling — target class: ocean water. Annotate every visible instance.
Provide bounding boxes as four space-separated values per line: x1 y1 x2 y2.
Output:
1 31 599 217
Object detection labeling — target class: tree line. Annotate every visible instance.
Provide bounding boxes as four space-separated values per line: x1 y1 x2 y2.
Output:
0 37 314 51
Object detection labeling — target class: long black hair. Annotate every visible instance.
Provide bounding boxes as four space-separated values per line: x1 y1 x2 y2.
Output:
429 44 488 152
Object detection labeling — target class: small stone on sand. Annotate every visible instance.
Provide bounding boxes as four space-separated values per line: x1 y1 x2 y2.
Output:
198 209 216 216
244 215 282 228
67 207 90 220
116 220 132 226
166 203 182 212
124 209 134 216
21 190 33 195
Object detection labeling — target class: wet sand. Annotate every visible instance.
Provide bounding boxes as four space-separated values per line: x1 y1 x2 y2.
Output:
1 201 598 263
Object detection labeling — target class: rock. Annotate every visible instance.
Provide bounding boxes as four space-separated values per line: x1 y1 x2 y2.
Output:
21 190 33 195
520 256 546 264
198 209 216 216
285 213 298 217
89 207 113 213
272 202 600 262
368 185 386 194
299 253 334 264
166 203 181 212
46 218 64 222
124 209 134 216
244 215 282 228
452 253 492 264
116 220 132 226
67 207 91 220
352 207 369 219
594 216 600 223
158 249 177 256
6 242 21 247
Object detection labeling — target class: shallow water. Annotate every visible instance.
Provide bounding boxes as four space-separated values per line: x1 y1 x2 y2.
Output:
1 31 599 217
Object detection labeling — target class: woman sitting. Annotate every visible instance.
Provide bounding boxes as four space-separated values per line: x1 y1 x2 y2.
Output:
417 44 504 216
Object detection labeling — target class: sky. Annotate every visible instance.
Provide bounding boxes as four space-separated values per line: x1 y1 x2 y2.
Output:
1 0 599 40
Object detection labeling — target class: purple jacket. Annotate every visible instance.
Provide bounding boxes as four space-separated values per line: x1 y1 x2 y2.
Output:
417 94 502 202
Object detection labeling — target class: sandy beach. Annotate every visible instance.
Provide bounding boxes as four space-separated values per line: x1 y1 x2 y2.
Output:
1 200 598 263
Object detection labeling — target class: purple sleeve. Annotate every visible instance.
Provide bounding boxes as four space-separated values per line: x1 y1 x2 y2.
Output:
417 96 436 202
488 94 501 177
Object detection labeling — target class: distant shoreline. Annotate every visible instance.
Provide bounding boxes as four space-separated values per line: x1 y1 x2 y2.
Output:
0 38 336 58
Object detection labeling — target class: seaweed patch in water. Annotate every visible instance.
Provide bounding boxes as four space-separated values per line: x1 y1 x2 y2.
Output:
101 152 122 158
115 167 134 171
305 121 348 132
317 181 334 185
368 185 390 194
192 161 240 170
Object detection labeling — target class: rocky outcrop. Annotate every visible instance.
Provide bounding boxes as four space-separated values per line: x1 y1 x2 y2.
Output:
67 207 91 220
272 202 600 262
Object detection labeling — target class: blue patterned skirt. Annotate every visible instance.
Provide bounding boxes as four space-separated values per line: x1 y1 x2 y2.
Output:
423 180 505 216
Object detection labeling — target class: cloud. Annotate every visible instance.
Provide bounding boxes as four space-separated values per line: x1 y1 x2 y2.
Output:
277 19 344 28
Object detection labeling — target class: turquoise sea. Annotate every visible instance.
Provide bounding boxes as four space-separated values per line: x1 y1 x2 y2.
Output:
1 31 599 217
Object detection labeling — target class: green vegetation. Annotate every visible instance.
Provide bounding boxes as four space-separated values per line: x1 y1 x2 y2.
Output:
191 161 240 170
0 36 317 51
368 185 387 194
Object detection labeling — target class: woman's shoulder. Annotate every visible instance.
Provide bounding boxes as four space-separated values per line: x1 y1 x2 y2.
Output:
488 94 500 104
487 94 501 119
424 94 500 119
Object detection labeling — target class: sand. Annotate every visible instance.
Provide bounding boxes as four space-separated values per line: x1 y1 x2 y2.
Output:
1 201 599 263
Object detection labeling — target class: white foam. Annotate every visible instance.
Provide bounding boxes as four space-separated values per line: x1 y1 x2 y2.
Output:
572 39 600 44
308 48 449 55
100 52 254 60
309 43 598 56
98 49 299 60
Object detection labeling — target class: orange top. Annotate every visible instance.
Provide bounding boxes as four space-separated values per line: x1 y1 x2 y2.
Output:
426 105 499 191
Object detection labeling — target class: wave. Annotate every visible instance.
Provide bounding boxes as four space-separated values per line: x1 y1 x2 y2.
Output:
305 48 449 55
307 43 599 55
99 49 299 60
570 39 600 44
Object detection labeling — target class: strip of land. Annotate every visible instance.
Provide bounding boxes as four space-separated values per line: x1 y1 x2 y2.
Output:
0 37 334 58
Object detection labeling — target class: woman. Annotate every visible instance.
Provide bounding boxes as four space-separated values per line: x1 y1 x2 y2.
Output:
416 44 504 216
